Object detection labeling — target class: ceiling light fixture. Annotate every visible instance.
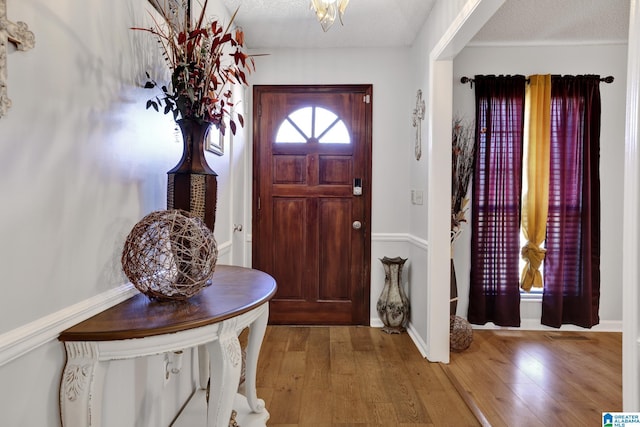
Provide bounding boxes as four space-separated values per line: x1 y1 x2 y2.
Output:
310 0 349 32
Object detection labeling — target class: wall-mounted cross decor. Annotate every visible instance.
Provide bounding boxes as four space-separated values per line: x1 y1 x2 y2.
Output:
412 89 425 161
0 0 35 118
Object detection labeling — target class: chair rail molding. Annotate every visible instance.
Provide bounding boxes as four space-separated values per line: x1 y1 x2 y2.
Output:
0 239 231 368
0 283 137 367
0 0 35 118
372 232 428 249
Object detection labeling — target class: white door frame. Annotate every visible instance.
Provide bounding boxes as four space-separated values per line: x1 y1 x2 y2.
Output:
623 0 640 411
427 3 639 388
424 0 506 363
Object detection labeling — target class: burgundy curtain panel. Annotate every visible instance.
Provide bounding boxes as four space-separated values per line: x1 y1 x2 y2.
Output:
468 75 526 327
542 75 601 328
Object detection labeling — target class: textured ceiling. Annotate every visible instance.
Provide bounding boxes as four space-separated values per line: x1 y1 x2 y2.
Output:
471 0 630 46
220 0 630 49
220 0 437 49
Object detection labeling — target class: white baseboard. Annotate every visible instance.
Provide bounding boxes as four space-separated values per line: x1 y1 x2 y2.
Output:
370 318 383 328
370 317 621 365
406 322 428 358
0 283 138 368
370 318 429 359
471 318 623 332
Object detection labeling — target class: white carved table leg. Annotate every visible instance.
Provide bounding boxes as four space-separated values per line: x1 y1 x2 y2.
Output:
197 344 210 390
244 305 268 413
206 319 242 426
60 342 104 427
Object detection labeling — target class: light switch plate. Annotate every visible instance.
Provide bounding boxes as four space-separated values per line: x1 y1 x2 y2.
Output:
411 189 424 205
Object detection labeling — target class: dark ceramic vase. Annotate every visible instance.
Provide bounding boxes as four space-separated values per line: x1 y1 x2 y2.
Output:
167 118 218 231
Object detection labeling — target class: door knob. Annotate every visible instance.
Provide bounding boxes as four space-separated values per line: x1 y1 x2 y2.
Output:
352 221 362 230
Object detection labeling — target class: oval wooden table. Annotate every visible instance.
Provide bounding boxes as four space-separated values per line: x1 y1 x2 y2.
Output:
58 265 277 427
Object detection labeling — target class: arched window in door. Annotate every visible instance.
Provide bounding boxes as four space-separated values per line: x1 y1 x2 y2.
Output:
275 106 351 144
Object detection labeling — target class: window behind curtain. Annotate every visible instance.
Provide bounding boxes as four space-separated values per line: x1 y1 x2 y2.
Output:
542 75 601 328
468 75 526 327
467 75 602 329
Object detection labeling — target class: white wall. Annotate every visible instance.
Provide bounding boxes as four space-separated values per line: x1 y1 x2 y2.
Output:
0 1 424 423
452 44 627 330
406 0 496 362
3 0 625 424
0 0 241 425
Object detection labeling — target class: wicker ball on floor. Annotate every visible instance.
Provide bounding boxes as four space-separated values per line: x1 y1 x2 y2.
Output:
450 315 473 352
121 209 218 301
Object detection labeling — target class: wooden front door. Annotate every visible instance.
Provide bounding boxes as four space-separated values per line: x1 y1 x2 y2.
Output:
252 85 372 325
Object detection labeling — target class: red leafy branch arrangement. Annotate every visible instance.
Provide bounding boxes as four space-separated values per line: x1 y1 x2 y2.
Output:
132 0 257 135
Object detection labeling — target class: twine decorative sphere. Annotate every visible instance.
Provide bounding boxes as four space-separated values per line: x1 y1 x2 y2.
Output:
450 315 473 352
121 209 218 301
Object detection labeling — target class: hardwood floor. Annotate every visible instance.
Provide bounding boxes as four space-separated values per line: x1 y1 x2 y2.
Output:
256 326 479 426
445 329 622 427
255 326 621 427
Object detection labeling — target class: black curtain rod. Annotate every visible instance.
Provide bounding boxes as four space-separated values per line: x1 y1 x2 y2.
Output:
460 75 614 87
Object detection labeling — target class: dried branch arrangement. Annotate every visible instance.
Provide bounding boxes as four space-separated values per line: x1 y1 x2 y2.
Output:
451 117 475 243
132 0 256 135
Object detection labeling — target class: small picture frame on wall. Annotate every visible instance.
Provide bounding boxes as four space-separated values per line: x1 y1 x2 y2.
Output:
206 127 226 156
